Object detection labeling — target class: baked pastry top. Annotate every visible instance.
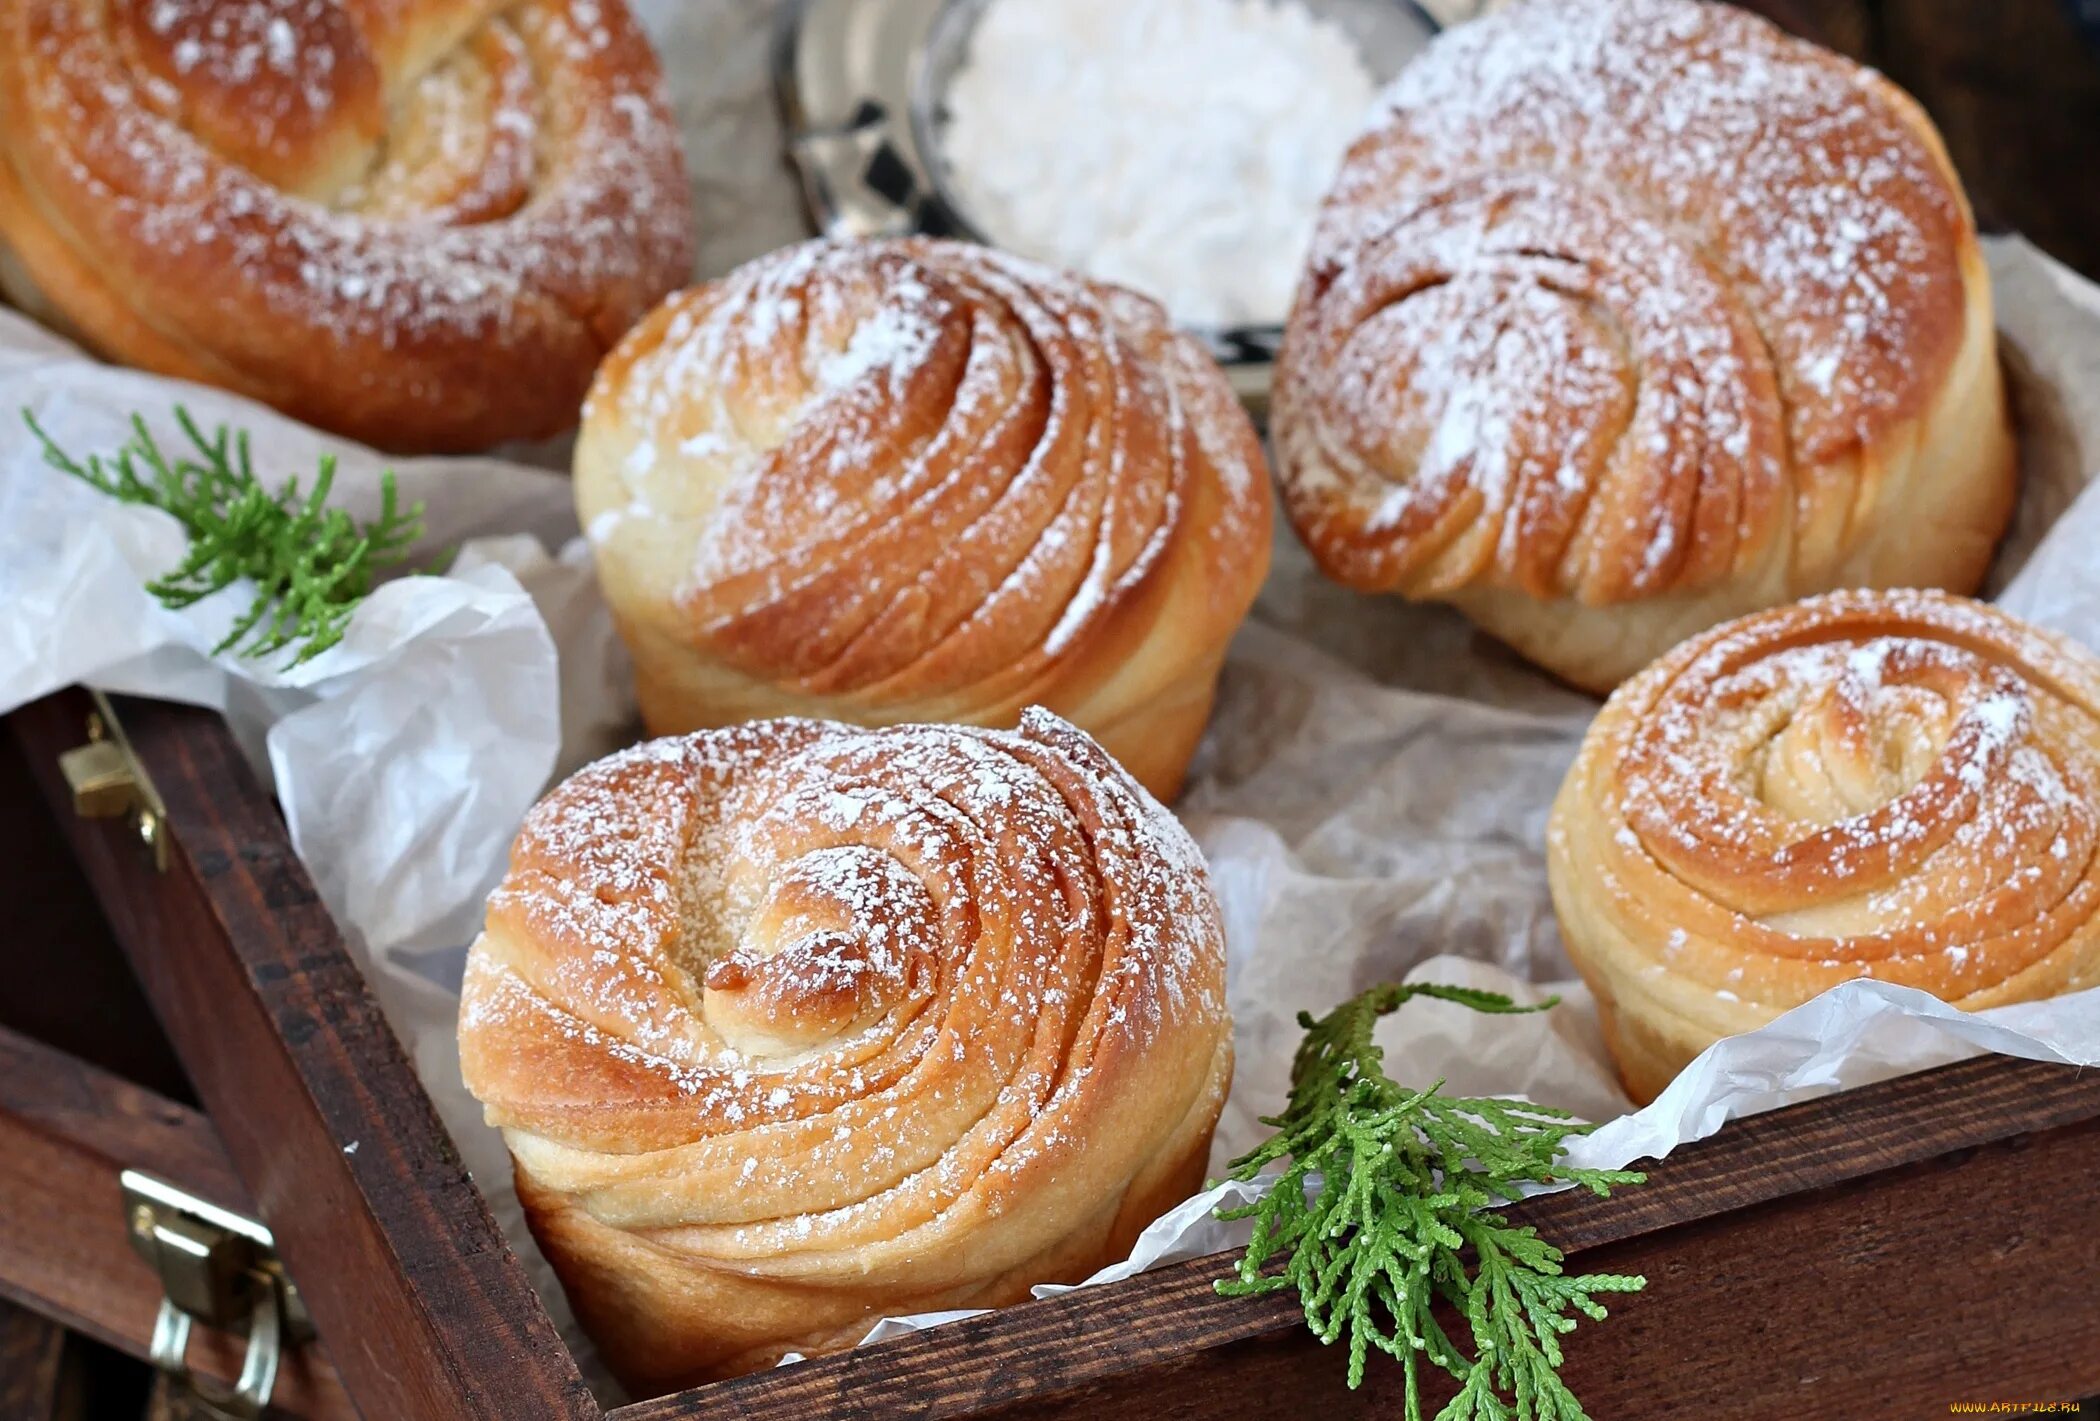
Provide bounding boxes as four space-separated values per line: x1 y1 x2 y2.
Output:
1549 589 2100 1103
575 237 1273 800
1274 0 2015 691
0 0 695 452
459 709 1233 1388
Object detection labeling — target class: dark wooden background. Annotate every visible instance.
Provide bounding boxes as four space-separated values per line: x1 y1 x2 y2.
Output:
1801 0 2100 277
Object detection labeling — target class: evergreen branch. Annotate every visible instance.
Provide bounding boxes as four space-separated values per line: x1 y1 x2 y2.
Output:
24 408 431 667
1217 983 1646 1418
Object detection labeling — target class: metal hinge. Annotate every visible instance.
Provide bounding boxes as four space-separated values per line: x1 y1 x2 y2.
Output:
122 1171 314 1419
58 690 167 872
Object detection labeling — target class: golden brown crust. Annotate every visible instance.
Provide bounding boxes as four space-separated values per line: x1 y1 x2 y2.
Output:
574 237 1274 801
457 710 1233 1389
1273 0 2015 691
1548 590 2100 1103
0 0 694 452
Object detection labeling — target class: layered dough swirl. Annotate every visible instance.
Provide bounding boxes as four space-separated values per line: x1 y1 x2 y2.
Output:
575 237 1273 802
0 0 694 451
1550 590 2100 1103
458 710 1232 1389
1274 0 2015 691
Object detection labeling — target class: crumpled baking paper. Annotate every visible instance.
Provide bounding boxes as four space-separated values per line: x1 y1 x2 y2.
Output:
4 0 2100 1391
0 307 601 1372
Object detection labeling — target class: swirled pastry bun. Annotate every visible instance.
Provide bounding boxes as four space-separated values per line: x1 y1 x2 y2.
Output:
1274 0 2016 692
0 0 694 452
1549 590 2100 1104
575 237 1273 802
458 710 1232 1389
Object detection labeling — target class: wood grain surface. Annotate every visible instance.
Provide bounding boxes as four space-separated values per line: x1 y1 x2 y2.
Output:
8 691 592 1421
0 1300 68 1421
617 1054 2100 1419
1536 1119 2100 1418
0 726 190 1102
0 1026 356 1419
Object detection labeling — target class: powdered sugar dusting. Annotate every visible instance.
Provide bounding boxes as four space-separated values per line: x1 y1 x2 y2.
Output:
4 0 694 447
140 0 339 107
1587 589 2100 1001
815 290 941 394
1275 0 1970 604
460 710 1229 1264
585 238 1269 705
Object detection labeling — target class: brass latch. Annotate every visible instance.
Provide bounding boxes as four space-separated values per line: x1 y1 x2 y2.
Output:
122 1171 314 1420
59 691 167 872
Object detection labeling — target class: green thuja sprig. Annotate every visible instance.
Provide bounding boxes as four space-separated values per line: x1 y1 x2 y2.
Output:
25 407 433 666
1217 983 1647 1420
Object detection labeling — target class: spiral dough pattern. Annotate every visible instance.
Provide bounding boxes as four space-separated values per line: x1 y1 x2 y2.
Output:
1550 590 2100 1103
576 236 1272 802
458 709 1232 1388
1274 0 2014 691
0 0 695 451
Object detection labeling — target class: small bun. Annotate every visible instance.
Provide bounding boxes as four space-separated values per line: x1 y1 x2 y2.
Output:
1549 589 2100 1103
0 0 696 452
459 710 1232 1389
575 237 1273 801
1274 0 2016 691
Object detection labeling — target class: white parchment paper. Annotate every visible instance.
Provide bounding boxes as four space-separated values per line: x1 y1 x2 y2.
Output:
4 0 2100 1393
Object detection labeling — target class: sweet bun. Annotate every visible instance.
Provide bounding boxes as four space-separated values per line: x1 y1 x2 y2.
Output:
574 237 1273 801
0 0 695 451
459 709 1233 1387
1274 0 2015 691
1550 589 2100 1102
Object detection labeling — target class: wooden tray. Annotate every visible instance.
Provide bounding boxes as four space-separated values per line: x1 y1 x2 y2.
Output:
5 684 2099 1420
